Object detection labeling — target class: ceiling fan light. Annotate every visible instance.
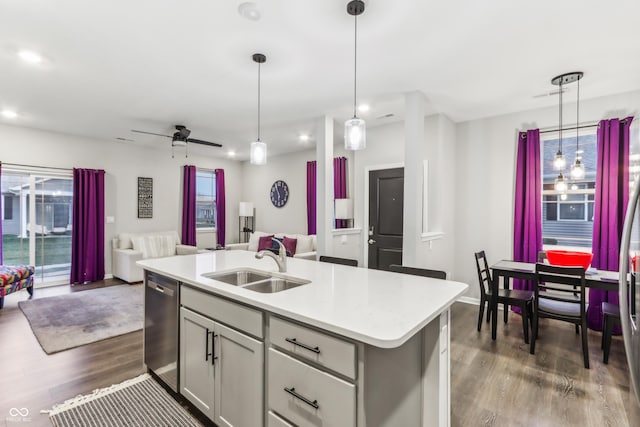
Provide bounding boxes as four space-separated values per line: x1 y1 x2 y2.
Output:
250 140 267 165
344 117 366 150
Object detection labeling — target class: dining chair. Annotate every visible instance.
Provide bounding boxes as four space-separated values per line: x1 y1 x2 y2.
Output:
537 250 547 263
388 264 446 279
531 263 589 369
474 251 533 343
601 301 621 364
318 256 358 267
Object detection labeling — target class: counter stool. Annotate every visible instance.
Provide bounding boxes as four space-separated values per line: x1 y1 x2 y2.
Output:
0 265 35 309
601 301 621 364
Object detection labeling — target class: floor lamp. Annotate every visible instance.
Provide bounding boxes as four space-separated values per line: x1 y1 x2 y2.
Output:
239 202 254 244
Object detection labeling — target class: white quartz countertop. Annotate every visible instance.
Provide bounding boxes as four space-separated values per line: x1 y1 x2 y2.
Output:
138 251 468 348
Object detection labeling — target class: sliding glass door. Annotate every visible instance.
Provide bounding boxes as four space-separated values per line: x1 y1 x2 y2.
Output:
1 169 73 287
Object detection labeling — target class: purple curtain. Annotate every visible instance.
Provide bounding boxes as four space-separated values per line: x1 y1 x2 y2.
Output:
0 162 4 265
0 162 3 264
182 165 196 246
215 169 225 247
334 157 348 228
306 161 317 235
513 129 542 294
70 168 105 284
588 116 634 331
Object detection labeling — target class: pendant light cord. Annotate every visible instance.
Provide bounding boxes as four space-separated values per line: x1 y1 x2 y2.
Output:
257 61 261 141
559 79 563 153
353 13 358 118
575 77 580 154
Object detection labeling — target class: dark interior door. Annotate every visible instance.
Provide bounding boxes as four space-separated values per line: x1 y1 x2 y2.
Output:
368 167 404 270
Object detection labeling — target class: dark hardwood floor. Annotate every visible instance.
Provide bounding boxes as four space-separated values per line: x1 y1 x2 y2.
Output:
1 284 638 426
450 303 640 427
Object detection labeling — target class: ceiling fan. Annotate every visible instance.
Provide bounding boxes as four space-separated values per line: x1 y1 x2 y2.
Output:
131 125 223 148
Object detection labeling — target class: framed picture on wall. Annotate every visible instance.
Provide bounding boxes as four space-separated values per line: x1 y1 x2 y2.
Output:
138 177 153 218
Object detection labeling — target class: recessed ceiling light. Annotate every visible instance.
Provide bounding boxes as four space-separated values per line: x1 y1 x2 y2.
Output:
358 104 370 113
238 2 261 21
299 134 310 142
1 110 18 119
18 50 43 64
228 150 236 157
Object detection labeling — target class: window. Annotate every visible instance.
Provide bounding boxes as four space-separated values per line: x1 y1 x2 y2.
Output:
541 131 597 248
3 195 13 220
196 170 216 229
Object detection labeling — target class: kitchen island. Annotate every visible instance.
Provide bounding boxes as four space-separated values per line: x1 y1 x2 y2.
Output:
139 250 468 427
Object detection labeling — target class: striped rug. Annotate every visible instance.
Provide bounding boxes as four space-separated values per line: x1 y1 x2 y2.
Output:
47 374 201 427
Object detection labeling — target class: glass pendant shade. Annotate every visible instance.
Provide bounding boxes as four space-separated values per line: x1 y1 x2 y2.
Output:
570 159 585 179
250 140 267 165
555 173 567 193
344 117 366 150
553 151 566 170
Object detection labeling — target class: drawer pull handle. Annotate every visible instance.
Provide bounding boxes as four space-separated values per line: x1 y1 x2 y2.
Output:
285 338 320 354
284 387 319 410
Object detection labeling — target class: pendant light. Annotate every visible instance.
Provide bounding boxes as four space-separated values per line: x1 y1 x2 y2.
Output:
344 0 366 151
250 53 267 165
552 76 566 171
551 72 583 192
570 73 585 180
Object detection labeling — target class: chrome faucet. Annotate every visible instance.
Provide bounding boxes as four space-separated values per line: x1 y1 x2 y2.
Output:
255 238 287 272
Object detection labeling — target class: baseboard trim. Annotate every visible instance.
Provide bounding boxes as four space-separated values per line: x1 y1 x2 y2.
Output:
456 296 479 306
456 296 506 311
104 273 114 280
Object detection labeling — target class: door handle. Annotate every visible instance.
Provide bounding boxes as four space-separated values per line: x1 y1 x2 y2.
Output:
368 239 376 244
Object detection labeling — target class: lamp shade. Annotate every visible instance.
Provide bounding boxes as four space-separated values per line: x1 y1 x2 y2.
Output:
344 117 366 150
239 202 254 217
335 198 354 220
250 140 267 165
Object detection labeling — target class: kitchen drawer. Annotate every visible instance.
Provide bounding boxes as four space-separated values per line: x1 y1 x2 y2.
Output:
181 285 263 338
268 411 294 427
270 316 356 379
268 348 356 427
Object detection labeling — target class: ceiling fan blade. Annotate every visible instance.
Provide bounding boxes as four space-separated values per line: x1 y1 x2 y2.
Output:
186 138 223 147
131 129 172 138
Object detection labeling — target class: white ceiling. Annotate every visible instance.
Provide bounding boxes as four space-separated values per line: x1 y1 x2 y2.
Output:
1 0 639 160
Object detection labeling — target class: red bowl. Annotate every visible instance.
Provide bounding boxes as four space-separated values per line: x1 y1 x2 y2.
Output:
545 250 593 270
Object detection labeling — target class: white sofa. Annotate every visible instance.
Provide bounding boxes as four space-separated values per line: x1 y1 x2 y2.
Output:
226 231 317 260
112 231 198 283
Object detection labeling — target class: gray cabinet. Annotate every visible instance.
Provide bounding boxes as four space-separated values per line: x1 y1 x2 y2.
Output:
179 307 216 420
214 321 263 427
180 287 264 427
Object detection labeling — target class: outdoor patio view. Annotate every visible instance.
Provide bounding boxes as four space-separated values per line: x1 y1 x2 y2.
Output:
2 172 73 286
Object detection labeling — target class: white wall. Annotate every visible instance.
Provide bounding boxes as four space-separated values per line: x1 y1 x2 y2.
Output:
0 123 243 275
240 142 353 239
455 90 640 300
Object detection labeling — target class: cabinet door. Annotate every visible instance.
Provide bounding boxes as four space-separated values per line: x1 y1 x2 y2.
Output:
180 307 216 420
214 321 264 427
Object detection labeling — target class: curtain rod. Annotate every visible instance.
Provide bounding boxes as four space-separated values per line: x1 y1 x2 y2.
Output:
1 162 72 171
539 123 599 134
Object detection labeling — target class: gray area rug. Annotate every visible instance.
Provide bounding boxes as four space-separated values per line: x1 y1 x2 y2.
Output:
48 374 201 427
19 285 143 354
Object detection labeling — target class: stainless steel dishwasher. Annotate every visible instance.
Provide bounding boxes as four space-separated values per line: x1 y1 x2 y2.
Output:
144 271 179 392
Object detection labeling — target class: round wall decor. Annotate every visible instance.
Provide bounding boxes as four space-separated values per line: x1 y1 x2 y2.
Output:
270 180 289 207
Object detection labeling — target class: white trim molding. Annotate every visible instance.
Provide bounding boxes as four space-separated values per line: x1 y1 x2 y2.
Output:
331 227 362 236
420 231 445 242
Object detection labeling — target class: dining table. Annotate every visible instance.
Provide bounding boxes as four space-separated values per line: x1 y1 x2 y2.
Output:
489 260 622 340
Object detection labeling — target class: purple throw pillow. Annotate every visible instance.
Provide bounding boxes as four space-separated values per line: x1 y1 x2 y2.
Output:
257 235 274 252
282 237 297 257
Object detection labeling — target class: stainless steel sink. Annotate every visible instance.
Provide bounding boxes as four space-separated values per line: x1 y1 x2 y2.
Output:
202 268 310 293
242 277 311 293
202 269 272 286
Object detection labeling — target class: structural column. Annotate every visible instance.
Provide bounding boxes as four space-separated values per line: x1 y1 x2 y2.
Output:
402 92 427 266
316 116 334 257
